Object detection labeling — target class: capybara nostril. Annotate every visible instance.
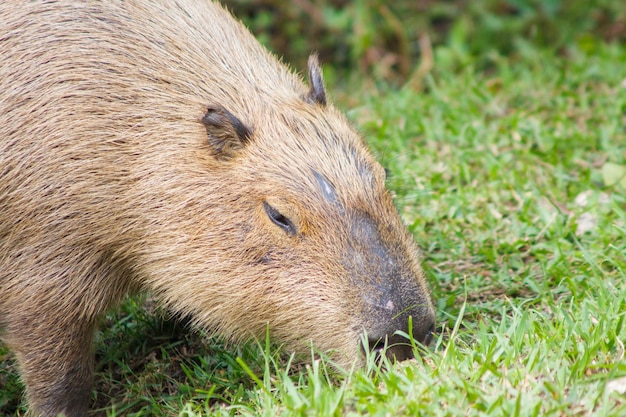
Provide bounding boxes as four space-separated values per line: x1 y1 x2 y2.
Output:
413 313 436 347
422 322 436 347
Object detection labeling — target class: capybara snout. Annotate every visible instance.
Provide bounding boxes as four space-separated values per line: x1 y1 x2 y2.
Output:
339 210 436 358
0 1 434 415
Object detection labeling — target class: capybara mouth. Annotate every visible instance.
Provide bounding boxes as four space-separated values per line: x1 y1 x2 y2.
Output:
366 323 435 363
367 337 414 363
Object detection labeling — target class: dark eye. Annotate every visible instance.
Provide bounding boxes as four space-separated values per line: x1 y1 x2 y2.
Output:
263 201 296 235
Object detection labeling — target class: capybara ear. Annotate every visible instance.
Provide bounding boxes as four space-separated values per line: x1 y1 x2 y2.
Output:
305 54 326 106
201 105 252 159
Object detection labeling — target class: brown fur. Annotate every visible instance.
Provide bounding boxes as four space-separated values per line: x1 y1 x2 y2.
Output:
0 1 435 416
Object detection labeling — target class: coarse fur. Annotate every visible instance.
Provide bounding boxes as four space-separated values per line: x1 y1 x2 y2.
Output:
0 1 435 416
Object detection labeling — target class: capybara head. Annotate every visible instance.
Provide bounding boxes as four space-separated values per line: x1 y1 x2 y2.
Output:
161 55 436 364
0 0 434 414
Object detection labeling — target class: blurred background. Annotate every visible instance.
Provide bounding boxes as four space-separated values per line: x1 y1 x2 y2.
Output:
225 0 626 87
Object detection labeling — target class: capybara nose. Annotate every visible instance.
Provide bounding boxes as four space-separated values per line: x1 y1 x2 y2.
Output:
367 311 435 362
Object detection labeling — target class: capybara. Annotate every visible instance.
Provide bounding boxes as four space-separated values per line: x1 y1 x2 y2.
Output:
0 0 435 415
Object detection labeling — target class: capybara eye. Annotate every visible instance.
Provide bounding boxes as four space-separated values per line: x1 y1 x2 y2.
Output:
263 201 296 236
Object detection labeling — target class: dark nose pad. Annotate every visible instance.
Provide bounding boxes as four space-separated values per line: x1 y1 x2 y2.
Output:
367 313 435 362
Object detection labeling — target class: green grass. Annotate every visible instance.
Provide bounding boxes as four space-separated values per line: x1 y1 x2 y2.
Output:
2 24 626 417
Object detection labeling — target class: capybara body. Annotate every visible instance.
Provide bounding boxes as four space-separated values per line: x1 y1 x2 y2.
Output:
0 1 435 415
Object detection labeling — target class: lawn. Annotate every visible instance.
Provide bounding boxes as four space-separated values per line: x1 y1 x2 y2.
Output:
2 2 625 416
